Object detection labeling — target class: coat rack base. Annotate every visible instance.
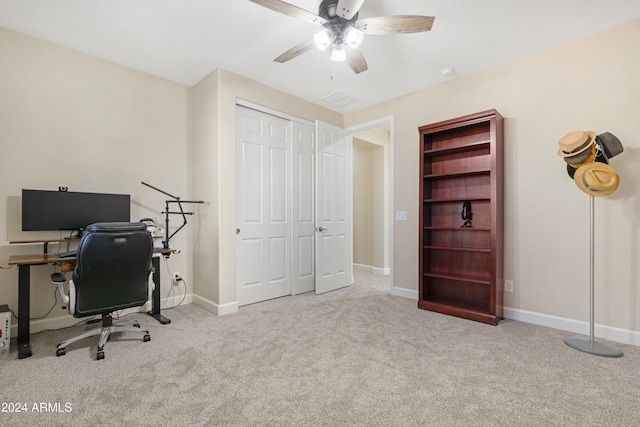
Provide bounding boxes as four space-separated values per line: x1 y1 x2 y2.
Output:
564 336 623 358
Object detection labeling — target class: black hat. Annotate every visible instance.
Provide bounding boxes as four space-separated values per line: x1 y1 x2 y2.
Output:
596 132 624 159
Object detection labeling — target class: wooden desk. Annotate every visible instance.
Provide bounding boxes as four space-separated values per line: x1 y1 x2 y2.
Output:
8 248 173 359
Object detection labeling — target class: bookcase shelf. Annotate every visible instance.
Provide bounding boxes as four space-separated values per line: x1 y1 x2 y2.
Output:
418 110 504 325
422 271 491 284
423 227 490 231
423 245 490 253
423 197 490 203
423 169 490 180
423 140 491 157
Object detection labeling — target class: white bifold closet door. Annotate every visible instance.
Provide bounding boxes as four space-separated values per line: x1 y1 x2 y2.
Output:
236 106 291 305
291 121 316 295
236 105 352 306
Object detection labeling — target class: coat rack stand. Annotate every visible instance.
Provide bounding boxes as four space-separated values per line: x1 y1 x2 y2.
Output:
564 196 623 357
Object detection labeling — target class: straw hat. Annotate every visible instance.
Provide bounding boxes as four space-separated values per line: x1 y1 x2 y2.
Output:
566 148 609 178
557 130 596 158
567 145 596 167
573 162 620 197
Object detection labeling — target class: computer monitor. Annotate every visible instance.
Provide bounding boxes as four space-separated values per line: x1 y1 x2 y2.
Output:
22 189 131 233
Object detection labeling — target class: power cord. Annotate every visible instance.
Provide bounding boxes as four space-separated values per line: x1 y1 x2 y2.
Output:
10 286 59 322
162 256 187 309
9 268 96 333
164 277 187 310
7 252 184 330
33 316 98 335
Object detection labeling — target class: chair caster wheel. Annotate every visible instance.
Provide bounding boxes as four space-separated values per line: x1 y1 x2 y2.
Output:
143 334 151 342
56 348 66 357
97 351 105 360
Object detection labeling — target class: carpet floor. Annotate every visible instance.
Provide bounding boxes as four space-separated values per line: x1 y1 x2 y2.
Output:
1 269 639 426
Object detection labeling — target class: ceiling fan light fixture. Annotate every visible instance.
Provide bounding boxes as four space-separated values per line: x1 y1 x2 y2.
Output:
252 0 435 74
344 26 364 49
314 28 334 51
330 43 346 62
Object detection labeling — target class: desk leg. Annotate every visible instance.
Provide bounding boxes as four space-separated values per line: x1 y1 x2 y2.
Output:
17 265 32 359
147 255 171 324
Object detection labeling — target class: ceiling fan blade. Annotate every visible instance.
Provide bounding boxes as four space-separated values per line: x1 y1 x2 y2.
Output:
356 15 435 35
347 47 368 74
274 38 315 63
336 0 366 20
249 0 327 26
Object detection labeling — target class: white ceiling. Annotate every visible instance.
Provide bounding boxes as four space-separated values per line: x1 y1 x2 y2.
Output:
1 0 639 113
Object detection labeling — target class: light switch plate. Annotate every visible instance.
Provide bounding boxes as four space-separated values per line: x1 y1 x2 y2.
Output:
395 211 408 221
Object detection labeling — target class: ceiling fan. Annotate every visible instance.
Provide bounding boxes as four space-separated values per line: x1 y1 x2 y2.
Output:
249 0 435 74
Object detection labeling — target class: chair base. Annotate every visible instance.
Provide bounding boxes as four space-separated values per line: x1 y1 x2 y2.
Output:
56 315 150 360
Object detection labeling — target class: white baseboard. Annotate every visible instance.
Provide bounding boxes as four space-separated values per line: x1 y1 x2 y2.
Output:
373 267 391 276
504 307 640 347
17 289 638 348
192 294 238 316
353 263 372 272
391 286 418 300
353 263 390 276
387 291 639 347
157 293 193 311
12 294 194 337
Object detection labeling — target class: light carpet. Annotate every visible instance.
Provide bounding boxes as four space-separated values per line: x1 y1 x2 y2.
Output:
1 269 639 426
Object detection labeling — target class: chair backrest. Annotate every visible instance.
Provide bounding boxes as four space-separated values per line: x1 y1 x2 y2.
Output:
72 222 153 317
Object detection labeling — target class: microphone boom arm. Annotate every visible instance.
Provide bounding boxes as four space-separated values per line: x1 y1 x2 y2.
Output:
141 182 204 249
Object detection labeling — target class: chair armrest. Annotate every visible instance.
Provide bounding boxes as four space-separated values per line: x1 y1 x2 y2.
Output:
68 280 76 315
148 271 156 294
51 272 75 314
57 282 69 305
54 278 70 305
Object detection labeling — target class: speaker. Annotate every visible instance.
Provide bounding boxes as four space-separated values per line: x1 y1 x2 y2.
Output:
0 305 10 357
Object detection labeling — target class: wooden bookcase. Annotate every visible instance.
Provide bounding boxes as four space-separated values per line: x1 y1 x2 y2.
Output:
418 109 504 325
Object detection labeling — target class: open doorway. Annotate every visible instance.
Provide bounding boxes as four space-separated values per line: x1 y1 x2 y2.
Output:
350 118 393 290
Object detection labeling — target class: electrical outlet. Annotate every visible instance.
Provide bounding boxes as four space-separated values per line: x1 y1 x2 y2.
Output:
504 279 514 293
172 272 182 285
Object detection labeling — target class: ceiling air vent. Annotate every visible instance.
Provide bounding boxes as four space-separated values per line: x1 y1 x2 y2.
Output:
321 90 359 107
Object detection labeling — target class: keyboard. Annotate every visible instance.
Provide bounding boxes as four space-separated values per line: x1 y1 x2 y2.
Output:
57 251 77 258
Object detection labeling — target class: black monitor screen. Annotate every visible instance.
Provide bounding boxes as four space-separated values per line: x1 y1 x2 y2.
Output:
22 189 131 231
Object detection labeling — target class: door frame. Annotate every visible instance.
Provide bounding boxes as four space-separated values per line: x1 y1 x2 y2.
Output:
237 100 315 129
347 116 395 292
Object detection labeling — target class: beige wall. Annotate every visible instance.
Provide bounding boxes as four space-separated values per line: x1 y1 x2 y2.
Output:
344 19 640 333
0 28 193 330
353 140 375 267
191 70 220 304
372 143 388 271
353 132 389 272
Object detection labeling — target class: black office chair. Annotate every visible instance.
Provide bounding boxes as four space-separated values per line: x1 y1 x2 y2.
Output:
53 222 154 360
